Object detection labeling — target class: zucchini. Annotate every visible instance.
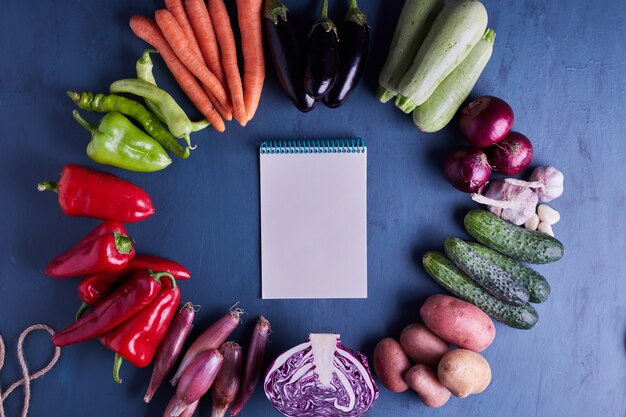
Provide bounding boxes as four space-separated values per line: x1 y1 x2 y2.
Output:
422 251 539 329
412 28 494 132
464 209 565 264
376 0 444 103
396 0 488 112
467 242 550 303
444 237 529 306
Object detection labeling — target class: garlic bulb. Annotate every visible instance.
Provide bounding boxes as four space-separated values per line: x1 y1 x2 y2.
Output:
471 180 538 225
505 166 564 202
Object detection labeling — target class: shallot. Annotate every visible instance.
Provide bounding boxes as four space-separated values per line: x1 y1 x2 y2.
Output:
145 302 195 403
171 307 243 386
230 316 271 416
444 147 491 193
471 180 538 225
506 166 564 202
458 96 514 148
164 349 223 417
486 132 533 175
211 342 243 417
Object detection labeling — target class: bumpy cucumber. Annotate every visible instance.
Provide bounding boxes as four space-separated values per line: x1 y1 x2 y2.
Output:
467 242 550 303
377 0 444 103
422 251 539 329
396 0 488 112
464 210 564 264
445 237 529 305
412 28 494 132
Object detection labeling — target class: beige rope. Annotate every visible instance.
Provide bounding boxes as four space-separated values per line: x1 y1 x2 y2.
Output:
0 324 61 417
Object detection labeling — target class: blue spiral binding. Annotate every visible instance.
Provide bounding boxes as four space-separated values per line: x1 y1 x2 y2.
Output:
259 138 365 154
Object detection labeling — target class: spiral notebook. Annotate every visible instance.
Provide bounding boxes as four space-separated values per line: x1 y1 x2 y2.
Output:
260 139 367 299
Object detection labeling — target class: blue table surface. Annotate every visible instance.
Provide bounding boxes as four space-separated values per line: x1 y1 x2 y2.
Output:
1 0 625 416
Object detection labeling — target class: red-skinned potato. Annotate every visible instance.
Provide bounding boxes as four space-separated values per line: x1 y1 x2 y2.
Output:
405 364 451 408
420 294 495 352
400 323 449 368
438 349 491 398
373 338 410 392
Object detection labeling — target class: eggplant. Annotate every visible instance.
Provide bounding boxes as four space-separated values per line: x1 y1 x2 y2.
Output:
304 0 338 99
323 1 369 108
264 0 316 112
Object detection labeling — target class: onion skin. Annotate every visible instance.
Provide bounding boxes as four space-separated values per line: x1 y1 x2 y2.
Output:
444 147 491 193
486 132 533 175
211 342 243 417
230 316 271 416
459 96 514 148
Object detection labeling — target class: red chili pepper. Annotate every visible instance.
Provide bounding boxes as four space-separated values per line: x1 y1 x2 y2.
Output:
45 221 135 278
99 272 180 383
75 255 190 319
38 164 155 222
52 269 162 347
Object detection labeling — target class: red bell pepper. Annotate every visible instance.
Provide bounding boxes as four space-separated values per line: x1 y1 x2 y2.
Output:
38 164 155 222
75 255 190 319
52 269 162 347
99 272 180 383
45 221 135 278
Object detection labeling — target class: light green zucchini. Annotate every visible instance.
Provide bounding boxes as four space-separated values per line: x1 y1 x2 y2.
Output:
396 0 488 113
411 28 494 132
376 0 444 103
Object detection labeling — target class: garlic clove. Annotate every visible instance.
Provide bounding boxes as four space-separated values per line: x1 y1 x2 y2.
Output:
537 222 554 237
524 214 540 230
537 204 560 225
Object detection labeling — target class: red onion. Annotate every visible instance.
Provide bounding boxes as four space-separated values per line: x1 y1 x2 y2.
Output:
459 96 514 148
164 349 223 417
145 302 195 403
171 307 243 386
230 316 271 416
444 147 491 193
486 132 533 175
211 342 243 417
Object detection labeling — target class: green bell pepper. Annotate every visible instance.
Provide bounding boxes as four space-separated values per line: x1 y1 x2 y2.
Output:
72 110 172 172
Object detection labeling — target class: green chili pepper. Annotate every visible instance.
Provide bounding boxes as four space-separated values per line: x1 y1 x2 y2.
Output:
110 78 193 140
72 110 172 173
136 49 210 134
67 91 189 159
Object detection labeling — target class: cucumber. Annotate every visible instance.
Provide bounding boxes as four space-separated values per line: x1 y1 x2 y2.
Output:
467 242 550 303
377 0 444 103
444 237 529 306
396 0 488 112
464 209 565 264
412 28 494 132
422 251 539 329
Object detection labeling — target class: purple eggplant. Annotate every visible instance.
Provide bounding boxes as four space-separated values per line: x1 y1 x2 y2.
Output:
323 0 369 108
304 0 338 99
264 0 316 112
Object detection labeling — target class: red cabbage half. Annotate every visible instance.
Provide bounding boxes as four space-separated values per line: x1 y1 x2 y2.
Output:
264 334 379 417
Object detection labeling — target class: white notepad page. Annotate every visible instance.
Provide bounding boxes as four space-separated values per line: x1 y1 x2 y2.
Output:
260 144 367 299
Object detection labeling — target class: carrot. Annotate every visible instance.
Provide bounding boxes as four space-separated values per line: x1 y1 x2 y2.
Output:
203 85 233 121
208 0 247 126
237 0 265 121
129 15 225 132
164 0 203 59
155 9 230 110
184 0 227 88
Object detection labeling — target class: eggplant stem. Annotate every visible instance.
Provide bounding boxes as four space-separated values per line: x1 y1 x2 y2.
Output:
471 193 515 209
505 178 544 189
321 0 328 18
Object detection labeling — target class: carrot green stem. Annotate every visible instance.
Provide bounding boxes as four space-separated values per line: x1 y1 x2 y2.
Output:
72 110 96 134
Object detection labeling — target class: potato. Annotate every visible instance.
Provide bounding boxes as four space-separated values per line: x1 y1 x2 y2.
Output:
405 364 451 408
373 338 410 392
437 349 491 398
420 294 495 352
400 323 449 368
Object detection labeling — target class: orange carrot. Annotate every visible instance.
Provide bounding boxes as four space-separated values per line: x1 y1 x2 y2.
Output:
155 9 230 110
203 85 233 121
237 0 265 121
184 0 227 87
208 0 247 126
164 0 203 59
129 15 225 132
